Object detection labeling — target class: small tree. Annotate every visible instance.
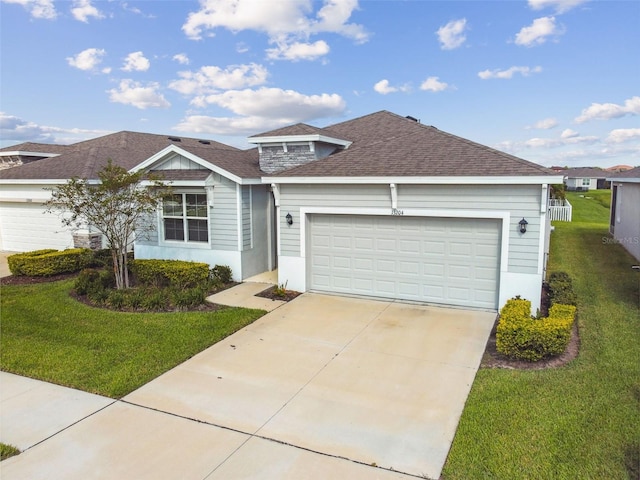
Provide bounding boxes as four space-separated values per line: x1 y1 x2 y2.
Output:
46 160 170 289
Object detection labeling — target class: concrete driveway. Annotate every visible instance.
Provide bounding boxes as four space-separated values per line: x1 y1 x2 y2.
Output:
2 293 495 480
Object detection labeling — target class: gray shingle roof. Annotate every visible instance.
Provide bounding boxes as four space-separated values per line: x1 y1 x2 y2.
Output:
608 166 640 178
270 111 555 177
564 167 608 179
0 142 72 154
0 131 261 180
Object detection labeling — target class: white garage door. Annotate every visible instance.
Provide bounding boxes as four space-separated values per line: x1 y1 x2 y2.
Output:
0 202 74 252
309 215 500 309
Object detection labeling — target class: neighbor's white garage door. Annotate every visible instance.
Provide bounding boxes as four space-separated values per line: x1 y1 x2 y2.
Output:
0 202 73 252
309 215 500 309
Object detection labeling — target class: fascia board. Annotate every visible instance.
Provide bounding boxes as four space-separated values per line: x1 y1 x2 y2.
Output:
262 175 566 185
0 151 61 158
249 134 352 148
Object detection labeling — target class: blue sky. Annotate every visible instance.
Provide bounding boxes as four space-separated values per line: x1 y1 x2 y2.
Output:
1 0 638 168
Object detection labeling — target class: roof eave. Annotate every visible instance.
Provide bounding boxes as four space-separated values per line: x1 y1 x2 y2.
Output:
263 175 565 185
0 151 61 158
249 134 352 148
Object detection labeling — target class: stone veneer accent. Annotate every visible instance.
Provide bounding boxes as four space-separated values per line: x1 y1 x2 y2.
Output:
73 233 103 250
259 144 317 174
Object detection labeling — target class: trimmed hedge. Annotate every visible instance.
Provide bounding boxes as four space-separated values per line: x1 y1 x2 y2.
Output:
129 259 210 288
8 249 92 277
548 271 578 306
496 298 577 362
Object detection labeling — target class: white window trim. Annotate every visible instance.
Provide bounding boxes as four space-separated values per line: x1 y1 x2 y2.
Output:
159 191 211 247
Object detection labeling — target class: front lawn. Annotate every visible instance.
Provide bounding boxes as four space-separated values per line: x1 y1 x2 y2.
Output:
0 279 265 398
443 191 640 479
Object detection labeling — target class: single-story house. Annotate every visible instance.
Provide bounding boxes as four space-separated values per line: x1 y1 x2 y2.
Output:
564 167 610 191
0 111 564 312
0 132 273 280
608 167 640 261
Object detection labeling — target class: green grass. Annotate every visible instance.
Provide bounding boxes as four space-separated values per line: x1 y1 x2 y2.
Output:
0 443 20 461
566 190 611 224
443 191 640 479
0 280 265 398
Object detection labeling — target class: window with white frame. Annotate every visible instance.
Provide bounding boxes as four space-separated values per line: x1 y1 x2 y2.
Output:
582 178 591 186
162 193 208 243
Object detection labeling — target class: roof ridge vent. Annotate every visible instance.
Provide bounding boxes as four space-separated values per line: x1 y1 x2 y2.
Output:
168 136 181 142
406 115 420 123
198 140 211 145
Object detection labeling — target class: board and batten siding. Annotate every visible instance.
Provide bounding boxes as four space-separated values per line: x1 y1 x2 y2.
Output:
209 174 238 251
278 183 543 275
241 185 252 250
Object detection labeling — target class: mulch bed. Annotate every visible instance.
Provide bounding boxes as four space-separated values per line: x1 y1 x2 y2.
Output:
255 285 302 302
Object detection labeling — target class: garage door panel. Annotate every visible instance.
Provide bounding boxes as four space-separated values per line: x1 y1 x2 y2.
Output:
376 259 396 273
353 258 372 272
398 261 419 275
0 203 73 251
424 240 446 255
399 239 420 254
309 215 500 309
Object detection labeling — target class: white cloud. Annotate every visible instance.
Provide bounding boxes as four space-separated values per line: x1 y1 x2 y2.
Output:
605 128 640 144
172 53 190 65
373 79 411 95
312 0 368 43
527 118 558 130
108 80 170 109
420 76 450 92
121 51 150 72
524 131 598 148
436 18 467 50
514 16 562 47
528 0 588 14
374 79 396 95
169 63 268 96
66 48 107 72
174 87 346 136
192 87 345 120
2 0 56 19
478 65 542 79
266 40 330 61
0 112 109 144
182 0 368 61
71 0 104 23
575 96 640 123
561 128 579 138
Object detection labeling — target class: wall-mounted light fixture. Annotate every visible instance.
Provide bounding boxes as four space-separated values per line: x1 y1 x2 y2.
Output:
286 213 293 226
519 218 528 234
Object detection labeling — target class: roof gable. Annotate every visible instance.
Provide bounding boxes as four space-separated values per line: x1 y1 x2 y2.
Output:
0 131 261 181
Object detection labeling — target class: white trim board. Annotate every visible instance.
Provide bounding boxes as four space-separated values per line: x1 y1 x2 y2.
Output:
265 176 564 185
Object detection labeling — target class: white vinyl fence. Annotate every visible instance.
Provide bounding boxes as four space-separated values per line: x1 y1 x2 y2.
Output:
548 198 572 222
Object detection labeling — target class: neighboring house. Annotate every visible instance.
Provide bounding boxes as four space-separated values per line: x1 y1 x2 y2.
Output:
608 167 640 262
0 111 564 312
564 167 609 191
0 132 273 280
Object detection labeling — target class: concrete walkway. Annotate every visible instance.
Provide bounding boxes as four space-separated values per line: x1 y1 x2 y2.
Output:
0 251 12 278
1 291 495 479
